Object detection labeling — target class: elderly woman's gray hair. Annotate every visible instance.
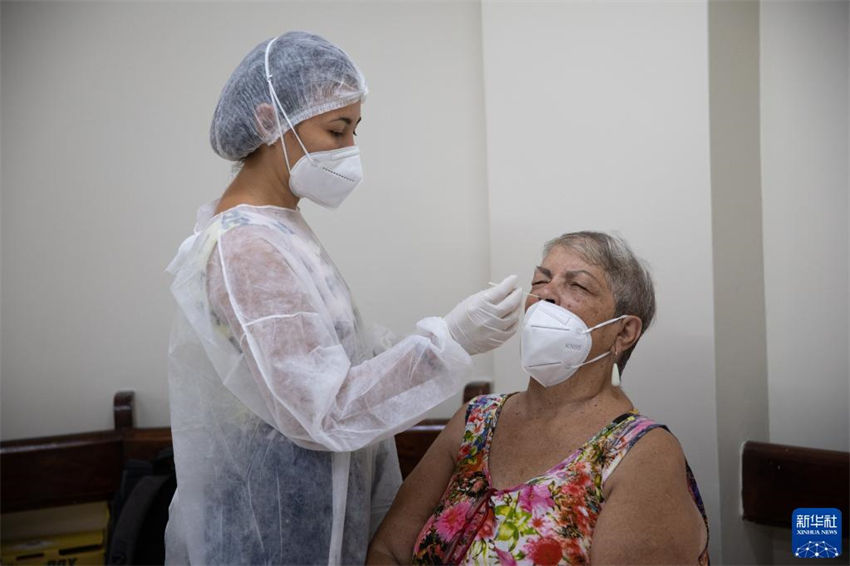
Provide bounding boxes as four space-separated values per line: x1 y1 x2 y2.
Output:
544 231 656 373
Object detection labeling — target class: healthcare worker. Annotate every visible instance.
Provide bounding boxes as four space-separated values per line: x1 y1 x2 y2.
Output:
164 31 522 565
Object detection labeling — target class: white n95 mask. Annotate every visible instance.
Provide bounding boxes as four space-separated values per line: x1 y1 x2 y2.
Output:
287 145 362 208
264 37 363 209
520 300 627 387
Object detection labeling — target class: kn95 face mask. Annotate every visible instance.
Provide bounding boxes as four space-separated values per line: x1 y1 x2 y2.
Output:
263 37 363 209
520 300 627 387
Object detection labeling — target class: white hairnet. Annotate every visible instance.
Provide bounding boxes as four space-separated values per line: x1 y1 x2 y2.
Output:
210 31 368 161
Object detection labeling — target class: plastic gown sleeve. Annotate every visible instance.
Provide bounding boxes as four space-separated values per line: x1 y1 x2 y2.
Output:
208 227 472 452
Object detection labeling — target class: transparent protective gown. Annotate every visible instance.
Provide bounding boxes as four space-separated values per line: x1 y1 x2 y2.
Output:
164 202 472 565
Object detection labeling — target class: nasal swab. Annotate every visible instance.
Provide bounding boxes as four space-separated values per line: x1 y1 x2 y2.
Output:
488 281 543 300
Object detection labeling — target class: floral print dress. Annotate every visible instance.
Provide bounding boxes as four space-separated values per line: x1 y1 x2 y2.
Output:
412 394 710 565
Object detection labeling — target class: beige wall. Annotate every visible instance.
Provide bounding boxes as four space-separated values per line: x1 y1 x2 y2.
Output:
760 1 850 562
2 1 848 563
481 0 721 559
761 0 849 454
0 0 491 436
708 1 772 562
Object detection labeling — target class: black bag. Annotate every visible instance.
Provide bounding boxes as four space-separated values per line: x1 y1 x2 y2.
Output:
106 447 176 565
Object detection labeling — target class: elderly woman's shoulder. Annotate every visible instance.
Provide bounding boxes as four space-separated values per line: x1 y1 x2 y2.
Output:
596 424 708 563
626 426 688 466
607 425 690 491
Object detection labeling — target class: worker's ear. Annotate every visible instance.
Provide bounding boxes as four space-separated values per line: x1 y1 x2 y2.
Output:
254 103 277 138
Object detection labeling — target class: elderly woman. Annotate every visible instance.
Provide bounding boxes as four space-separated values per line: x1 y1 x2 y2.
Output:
367 232 709 565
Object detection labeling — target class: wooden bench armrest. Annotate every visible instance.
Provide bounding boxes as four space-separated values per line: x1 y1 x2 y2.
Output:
741 440 849 537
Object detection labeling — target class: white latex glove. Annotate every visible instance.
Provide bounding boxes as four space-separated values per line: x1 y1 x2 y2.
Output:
443 275 523 355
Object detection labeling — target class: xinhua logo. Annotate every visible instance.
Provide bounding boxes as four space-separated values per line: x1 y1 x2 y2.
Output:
792 508 842 559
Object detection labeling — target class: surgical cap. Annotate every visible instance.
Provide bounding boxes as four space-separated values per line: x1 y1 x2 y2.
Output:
210 31 368 161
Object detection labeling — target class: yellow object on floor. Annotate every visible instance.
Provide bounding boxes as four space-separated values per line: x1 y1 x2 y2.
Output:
1 502 108 565
1 530 104 565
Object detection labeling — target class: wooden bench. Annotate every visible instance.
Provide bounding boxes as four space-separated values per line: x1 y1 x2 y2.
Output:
741 440 849 538
1 383 490 513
